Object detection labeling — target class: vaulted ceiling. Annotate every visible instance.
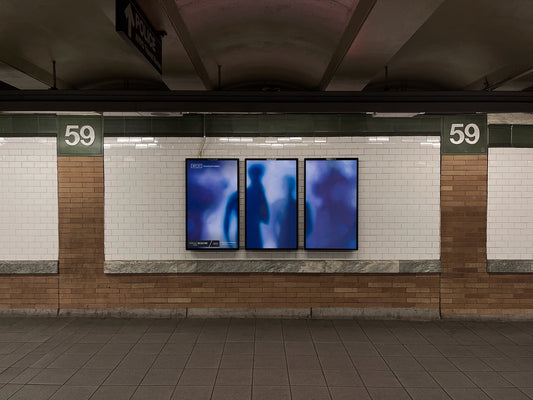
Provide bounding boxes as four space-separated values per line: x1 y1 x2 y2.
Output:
1 0 533 93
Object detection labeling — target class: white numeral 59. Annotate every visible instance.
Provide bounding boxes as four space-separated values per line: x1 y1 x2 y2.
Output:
449 123 480 145
65 125 95 146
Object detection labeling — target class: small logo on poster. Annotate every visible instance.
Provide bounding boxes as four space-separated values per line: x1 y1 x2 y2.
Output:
188 240 219 248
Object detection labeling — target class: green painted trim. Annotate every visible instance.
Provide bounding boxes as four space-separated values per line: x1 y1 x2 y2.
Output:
0 115 57 136
5 113 533 147
488 125 512 147
103 114 442 137
488 125 533 148
104 115 204 136
1 114 442 137
512 125 533 147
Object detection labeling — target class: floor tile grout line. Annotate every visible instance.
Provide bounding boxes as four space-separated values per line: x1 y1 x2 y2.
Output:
85 318 152 400
128 318 181 400
52 318 126 399
396 320 504 399
7 318 533 400
312 319 340 400
411 320 489 399
332 320 370 399
209 318 229 400
1 318 61 398
380 326 420 398
280 319 293 400
380 334 439 399
249 318 257 400
169 317 205 400
4 317 81 400
420 321 518 400
510 320 533 345
465 321 515 349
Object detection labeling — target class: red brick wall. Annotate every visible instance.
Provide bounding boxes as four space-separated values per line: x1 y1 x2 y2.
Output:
0 276 57 310
55 157 439 311
441 155 533 317
18 153 533 315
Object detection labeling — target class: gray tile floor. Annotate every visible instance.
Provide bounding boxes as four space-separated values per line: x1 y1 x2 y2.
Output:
1 318 533 399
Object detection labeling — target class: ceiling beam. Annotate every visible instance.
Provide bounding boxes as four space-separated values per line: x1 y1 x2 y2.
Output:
327 0 445 91
0 53 73 90
3 90 533 113
316 0 376 91
160 0 215 90
0 61 47 89
463 65 533 91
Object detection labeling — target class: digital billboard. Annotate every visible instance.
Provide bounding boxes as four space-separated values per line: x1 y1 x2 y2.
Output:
305 158 358 250
245 159 298 250
186 159 239 249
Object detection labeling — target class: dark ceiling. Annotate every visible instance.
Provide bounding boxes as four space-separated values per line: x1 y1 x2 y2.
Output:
1 0 533 93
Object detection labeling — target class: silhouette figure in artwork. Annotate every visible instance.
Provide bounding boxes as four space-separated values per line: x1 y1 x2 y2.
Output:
223 190 238 248
187 180 218 241
307 167 357 249
272 175 297 248
246 164 269 248
305 200 313 241
189 165 236 248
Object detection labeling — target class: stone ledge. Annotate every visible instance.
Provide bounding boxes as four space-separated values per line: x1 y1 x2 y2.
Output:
312 307 440 321
58 308 187 318
0 309 58 317
105 259 440 274
399 260 440 273
187 308 310 318
0 261 58 274
442 312 533 322
0 307 440 320
488 260 533 273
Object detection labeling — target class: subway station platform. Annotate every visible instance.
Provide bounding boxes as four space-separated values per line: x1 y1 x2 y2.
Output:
0 317 533 399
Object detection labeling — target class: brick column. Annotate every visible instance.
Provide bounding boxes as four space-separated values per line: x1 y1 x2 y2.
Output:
440 155 490 316
58 157 105 309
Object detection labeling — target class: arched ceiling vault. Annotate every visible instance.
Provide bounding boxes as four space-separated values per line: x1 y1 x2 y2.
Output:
1 0 533 93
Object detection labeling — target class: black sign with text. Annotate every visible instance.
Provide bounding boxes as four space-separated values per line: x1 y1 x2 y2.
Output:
116 0 162 73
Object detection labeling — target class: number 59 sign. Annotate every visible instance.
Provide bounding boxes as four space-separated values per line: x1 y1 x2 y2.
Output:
57 116 103 156
441 115 487 155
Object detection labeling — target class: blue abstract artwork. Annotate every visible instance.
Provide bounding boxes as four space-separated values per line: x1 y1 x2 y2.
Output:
305 159 358 250
186 159 239 249
245 159 298 249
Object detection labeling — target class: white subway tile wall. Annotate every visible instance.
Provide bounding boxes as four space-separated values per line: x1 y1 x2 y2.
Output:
104 136 440 260
0 137 58 260
488 148 533 259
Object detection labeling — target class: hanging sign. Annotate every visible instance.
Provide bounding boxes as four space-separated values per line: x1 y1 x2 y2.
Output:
116 0 162 74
